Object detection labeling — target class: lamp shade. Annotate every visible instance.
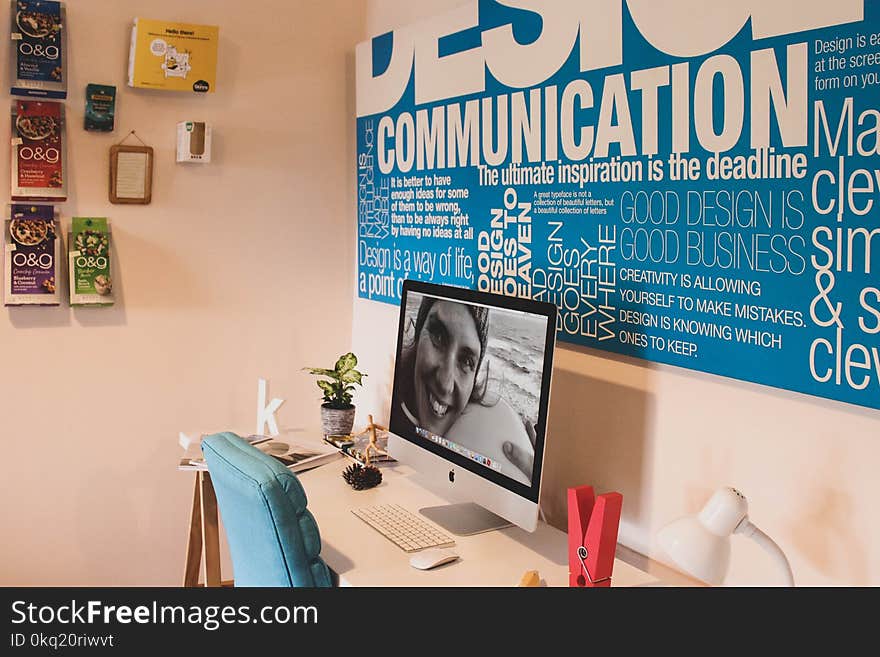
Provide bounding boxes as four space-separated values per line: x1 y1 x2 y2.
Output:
657 516 731 585
657 488 749 585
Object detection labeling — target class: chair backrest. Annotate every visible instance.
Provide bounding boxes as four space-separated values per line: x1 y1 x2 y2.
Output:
201 432 332 587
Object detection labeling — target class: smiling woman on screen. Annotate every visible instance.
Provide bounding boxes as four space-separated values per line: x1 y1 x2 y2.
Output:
397 295 534 483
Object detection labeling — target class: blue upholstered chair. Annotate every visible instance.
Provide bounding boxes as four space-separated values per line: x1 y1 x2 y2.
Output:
200 432 333 587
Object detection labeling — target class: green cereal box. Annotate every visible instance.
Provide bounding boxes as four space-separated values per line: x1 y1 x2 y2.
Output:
69 217 112 305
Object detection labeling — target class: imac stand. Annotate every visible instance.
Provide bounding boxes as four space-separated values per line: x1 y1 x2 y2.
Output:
420 502 513 536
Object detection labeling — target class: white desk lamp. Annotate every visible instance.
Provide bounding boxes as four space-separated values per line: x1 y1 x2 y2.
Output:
657 487 795 586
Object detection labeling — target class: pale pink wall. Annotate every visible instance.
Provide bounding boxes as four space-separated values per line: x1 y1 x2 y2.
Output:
0 0 365 585
355 0 880 586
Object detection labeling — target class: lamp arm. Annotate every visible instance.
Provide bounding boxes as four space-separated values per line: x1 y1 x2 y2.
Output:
734 519 795 587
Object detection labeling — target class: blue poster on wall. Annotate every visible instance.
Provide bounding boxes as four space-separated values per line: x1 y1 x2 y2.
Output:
356 1 880 411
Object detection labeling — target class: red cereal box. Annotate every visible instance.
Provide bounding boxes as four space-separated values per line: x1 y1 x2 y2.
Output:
11 99 66 201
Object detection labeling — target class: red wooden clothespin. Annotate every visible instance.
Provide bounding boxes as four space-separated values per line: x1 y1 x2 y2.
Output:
568 485 623 587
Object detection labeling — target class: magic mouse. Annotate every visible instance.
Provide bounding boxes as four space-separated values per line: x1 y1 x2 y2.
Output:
409 548 460 570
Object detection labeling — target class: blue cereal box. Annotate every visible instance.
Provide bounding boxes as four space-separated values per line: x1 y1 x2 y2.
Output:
9 1 67 99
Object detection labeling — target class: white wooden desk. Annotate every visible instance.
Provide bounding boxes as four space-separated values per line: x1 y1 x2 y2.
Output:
298 458 661 587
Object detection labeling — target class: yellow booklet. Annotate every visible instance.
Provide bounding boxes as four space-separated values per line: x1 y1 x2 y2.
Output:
127 18 219 93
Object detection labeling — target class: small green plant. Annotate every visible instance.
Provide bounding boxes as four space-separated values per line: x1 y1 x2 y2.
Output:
304 352 366 409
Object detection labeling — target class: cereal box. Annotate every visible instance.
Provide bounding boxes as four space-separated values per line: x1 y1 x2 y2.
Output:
9 0 67 99
11 99 67 201
128 18 219 93
4 203 60 305
69 217 113 306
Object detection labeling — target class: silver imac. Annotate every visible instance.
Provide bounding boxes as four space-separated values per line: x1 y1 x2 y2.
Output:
388 280 557 535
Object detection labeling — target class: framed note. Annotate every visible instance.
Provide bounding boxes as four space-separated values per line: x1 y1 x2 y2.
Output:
110 144 153 204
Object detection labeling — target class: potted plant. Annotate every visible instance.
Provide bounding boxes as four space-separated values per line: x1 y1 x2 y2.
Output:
304 352 366 437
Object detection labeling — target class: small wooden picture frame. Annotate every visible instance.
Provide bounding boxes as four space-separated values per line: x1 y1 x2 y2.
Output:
110 144 153 204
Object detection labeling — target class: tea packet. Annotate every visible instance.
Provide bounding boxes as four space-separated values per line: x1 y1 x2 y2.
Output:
9 0 67 99
11 99 67 201
4 203 60 305
84 83 115 132
69 217 113 306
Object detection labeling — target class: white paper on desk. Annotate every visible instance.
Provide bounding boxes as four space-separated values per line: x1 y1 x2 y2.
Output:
115 152 148 199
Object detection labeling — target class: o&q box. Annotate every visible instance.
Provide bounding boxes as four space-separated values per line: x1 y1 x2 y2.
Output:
4 203 60 305
9 0 68 99
127 18 218 93
69 217 113 306
11 99 67 201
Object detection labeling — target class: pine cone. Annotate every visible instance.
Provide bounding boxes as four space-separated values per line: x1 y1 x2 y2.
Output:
342 463 383 490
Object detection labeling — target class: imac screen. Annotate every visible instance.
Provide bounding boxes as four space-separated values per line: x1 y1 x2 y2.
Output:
393 288 551 487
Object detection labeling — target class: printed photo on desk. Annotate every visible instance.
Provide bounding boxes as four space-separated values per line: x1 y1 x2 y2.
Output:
395 290 548 486
257 437 340 472
179 434 339 473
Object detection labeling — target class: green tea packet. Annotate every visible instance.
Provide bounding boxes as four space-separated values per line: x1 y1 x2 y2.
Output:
69 217 113 305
